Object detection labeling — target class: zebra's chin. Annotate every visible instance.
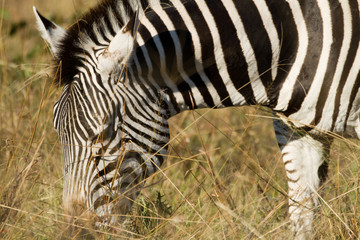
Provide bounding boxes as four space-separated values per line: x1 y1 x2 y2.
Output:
62 144 161 230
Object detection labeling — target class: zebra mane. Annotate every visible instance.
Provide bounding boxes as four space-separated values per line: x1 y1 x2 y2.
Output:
54 0 149 86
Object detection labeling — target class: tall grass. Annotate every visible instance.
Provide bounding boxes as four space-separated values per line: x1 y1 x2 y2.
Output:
0 0 359 239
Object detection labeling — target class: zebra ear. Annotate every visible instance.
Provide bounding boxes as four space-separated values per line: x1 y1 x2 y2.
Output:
98 10 140 72
122 9 141 37
107 10 140 54
33 6 66 58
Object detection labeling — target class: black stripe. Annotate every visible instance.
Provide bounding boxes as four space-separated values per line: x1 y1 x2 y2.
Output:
208 0 256 105
332 0 360 130
89 161 118 188
314 0 343 125
123 127 167 155
127 68 158 106
284 1 323 116
124 88 159 122
236 0 273 92
345 74 360 127
266 0 299 108
181 0 233 107
122 113 169 143
72 85 96 138
138 24 181 112
103 9 116 37
122 96 169 136
147 11 177 79
147 10 200 108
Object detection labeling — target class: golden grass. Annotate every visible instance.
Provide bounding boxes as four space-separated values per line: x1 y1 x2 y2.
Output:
0 0 359 239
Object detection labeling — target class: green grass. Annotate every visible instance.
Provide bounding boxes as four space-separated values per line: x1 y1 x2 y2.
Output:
0 0 359 239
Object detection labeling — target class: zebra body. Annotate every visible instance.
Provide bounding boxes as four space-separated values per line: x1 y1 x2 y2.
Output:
34 0 360 238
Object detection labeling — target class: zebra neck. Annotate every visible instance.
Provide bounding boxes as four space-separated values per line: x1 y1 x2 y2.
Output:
129 40 265 117
126 1 273 116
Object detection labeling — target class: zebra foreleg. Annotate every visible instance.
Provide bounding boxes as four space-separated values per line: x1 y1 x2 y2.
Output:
273 118 330 239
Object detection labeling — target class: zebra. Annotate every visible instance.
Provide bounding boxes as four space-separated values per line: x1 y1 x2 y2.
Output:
34 0 360 239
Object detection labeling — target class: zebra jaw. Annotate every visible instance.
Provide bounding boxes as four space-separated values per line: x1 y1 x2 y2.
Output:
98 10 141 73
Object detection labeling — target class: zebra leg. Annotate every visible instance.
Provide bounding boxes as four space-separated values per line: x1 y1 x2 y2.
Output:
273 118 330 239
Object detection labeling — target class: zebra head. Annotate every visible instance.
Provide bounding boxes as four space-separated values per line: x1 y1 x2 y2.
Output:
34 6 170 225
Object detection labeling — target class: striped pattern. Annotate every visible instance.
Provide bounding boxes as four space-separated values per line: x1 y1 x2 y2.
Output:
35 0 360 238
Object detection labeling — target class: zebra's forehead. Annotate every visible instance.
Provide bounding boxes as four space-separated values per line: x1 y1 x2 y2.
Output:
53 81 123 141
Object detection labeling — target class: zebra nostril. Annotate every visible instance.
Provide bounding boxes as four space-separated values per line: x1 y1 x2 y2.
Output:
93 156 101 166
92 148 105 166
119 181 131 190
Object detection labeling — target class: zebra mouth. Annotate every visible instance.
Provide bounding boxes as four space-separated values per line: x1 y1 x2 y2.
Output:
91 151 144 223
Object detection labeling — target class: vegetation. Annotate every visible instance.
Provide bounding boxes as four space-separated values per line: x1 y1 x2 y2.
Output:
0 0 358 239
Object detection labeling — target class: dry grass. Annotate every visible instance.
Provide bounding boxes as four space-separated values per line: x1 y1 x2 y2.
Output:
0 0 359 239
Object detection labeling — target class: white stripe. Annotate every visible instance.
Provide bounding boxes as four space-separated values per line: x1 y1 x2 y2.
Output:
85 157 95 202
152 3 222 108
133 38 179 115
125 69 169 121
63 131 72 201
69 131 80 197
275 0 309 110
89 163 116 190
336 55 360 129
121 90 168 132
140 17 186 105
73 82 98 134
72 90 95 138
192 0 247 106
127 0 139 11
122 124 163 150
108 8 122 33
116 2 129 23
319 0 352 130
148 0 161 9
346 88 360 138
335 0 360 131
75 142 88 201
124 90 153 120
222 0 268 103
123 115 168 143
99 17 114 43
289 0 333 125
252 0 280 81
71 124 89 196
